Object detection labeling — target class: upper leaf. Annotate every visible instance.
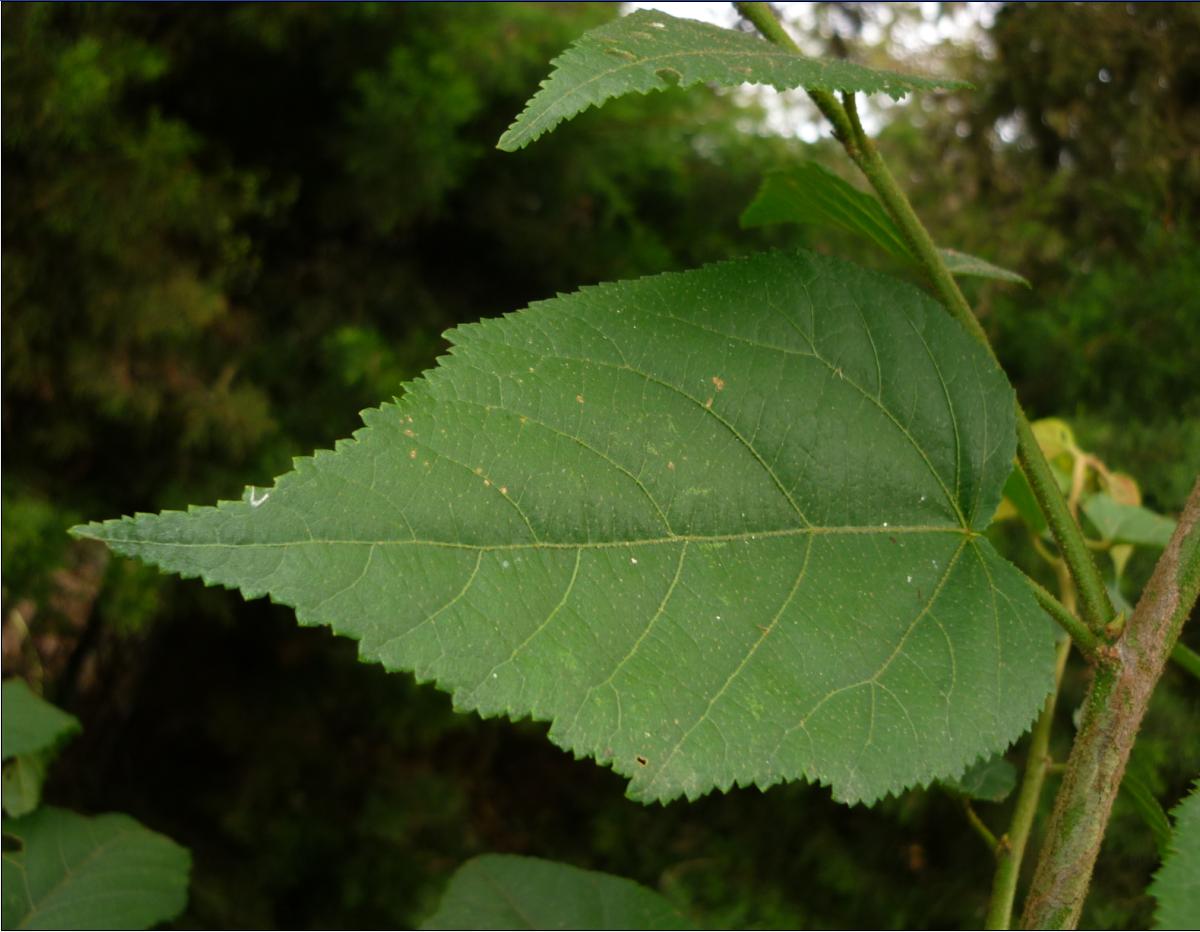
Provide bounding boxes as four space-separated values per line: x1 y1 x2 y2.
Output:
498 10 969 151
420 855 693 930
1 806 191 930
1 679 80 760
742 163 1029 286
74 250 1054 805
1150 781 1200 930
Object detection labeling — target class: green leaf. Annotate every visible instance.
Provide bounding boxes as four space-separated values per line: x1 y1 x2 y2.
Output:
420 855 693 930
997 462 1046 535
741 163 1029 286
943 754 1018 803
741 163 912 260
74 250 1055 806
1082 493 1176 549
1150 781 1200 930
2 806 191 930
498 10 968 151
1 679 80 760
2 754 49 818
1121 761 1172 858
936 249 1030 286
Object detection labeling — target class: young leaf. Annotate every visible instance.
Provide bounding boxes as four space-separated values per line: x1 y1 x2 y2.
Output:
937 248 1030 286
1149 782 1200 930
498 10 968 151
1 679 80 760
1 806 191 930
74 251 1055 806
1082 493 1177 549
741 163 1029 286
420 855 693 930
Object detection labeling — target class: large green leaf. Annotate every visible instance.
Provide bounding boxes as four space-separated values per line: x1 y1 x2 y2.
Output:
2 806 190 930
1150 781 1200 929
1 679 80 760
74 250 1054 806
742 164 1029 286
420 855 693 930
498 10 968 151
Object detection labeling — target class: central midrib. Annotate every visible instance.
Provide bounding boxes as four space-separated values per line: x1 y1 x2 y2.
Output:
95 523 974 553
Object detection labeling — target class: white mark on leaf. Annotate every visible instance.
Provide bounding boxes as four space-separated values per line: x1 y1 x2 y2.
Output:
248 488 270 508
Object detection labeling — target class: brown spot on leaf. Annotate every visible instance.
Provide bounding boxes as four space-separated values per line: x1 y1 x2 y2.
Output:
636 755 648 766
576 394 585 404
711 375 725 391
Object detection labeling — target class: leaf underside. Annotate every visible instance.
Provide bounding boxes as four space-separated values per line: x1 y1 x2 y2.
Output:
420 855 693 930
75 250 1054 806
1 806 191 930
741 163 1030 286
498 10 969 151
1150 781 1200 930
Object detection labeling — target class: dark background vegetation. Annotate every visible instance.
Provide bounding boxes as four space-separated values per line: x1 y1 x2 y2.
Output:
3 2 1198 927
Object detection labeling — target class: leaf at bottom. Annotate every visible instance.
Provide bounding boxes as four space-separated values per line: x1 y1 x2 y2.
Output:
420 854 693 930
2 806 190 930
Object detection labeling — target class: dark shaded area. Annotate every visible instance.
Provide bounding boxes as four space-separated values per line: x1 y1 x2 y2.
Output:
3 2 1197 928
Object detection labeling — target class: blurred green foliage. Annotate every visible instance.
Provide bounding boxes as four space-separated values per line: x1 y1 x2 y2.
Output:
2 2 1197 928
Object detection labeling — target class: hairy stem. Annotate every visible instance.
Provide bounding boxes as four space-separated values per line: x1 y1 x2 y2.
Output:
734 0 1115 642
1027 578 1100 660
1021 477 1200 928
986 636 1072 930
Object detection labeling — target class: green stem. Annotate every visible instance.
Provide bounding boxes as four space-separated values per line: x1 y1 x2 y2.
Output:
1171 640 1200 680
1021 478 1200 928
1026 579 1100 660
985 636 1072 930
964 800 1001 854
734 0 1115 641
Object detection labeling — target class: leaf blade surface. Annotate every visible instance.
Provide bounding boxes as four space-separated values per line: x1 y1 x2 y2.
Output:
74 251 1054 805
499 10 968 151
420 854 692 930
1 806 190 930
1150 781 1200 929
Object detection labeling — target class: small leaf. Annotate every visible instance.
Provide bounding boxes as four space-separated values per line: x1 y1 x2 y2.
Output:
1031 418 1078 463
741 163 912 259
1082 493 1176 549
499 10 968 151
1 806 191 930
943 754 1017 803
741 164 1028 285
1 679 80 761
1121 761 1172 858
1 753 49 818
1149 781 1200 930
996 463 1046 535
74 250 1054 806
420 855 693 930
936 248 1030 287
